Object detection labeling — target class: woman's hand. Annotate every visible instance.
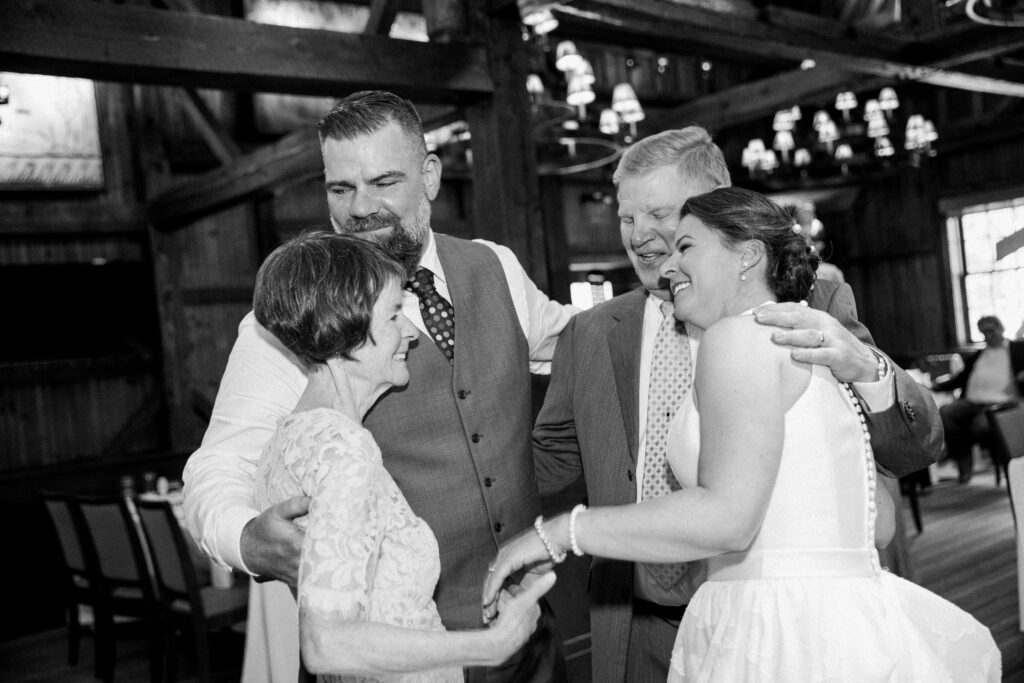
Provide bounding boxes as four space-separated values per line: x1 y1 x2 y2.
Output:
481 516 568 622
480 570 557 665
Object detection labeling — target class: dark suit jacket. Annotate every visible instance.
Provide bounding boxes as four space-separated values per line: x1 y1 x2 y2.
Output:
932 340 1024 399
532 279 942 683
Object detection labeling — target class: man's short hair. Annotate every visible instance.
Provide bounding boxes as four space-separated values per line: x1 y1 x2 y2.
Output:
612 126 731 191
253 231 406 367
977 315 1003 331
317 90 427 159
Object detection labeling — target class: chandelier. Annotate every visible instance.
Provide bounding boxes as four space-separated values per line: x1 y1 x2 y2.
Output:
741 88 939 185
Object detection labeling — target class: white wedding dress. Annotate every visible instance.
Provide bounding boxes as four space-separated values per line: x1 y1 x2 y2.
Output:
665 362 1001 682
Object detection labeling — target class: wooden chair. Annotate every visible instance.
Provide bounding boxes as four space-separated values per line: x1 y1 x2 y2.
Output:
76 493 163 683
134 498 249 683
40 491 94 671
987 402 1024 525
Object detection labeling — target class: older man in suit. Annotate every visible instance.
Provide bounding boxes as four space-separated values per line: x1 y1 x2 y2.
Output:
533 127 942 683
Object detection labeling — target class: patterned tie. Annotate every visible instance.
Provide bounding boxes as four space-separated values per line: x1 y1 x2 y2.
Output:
406 267 455 365
641 300 693 590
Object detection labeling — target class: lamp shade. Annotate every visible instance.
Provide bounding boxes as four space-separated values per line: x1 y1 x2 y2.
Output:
518 0 558 33
835 91 857 111
794 148 812 167
863 99 881 120
566 74 595 106
874 137 895 158
525 74 545 96
599 108 620 135
555 41 584 73
773 109 795 132
812 110 833 131
611 83 639 113
835 143 853 160
866 116 890 138
575 59 596 85
773 130 795 151
878 87 899 111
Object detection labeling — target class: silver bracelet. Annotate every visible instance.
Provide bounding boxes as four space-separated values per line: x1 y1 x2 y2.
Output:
568 504 587 557
533 515 567 564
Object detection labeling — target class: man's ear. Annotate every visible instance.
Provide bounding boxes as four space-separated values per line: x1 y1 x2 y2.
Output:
422 153 442 201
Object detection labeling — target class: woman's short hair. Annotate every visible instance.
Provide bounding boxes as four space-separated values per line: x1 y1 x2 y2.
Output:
317 90 427 160
253 231 406 366
681 187 820 303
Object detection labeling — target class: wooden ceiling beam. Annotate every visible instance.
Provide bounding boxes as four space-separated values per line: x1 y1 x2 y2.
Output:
0 0 491 104
365 0 400 35
555 0 1024 97
147 108 461 230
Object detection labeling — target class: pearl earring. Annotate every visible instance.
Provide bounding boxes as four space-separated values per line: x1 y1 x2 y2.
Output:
740 261 749 281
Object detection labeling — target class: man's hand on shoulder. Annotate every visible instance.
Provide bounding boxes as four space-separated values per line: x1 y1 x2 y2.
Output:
753 302 877 383
241 495 309 586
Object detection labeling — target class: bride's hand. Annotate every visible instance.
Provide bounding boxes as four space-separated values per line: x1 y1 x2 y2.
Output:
480 571 557 664
481 518 567 622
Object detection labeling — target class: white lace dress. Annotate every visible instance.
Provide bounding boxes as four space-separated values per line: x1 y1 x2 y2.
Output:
666 363 1001 682
256 408 462 683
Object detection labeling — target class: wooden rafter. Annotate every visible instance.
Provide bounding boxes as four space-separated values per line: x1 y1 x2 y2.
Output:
554 0 1024 97
0 0 491 103
147 106 463 230
365 0 400 35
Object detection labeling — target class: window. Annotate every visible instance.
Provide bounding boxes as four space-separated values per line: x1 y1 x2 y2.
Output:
942 191 1024 343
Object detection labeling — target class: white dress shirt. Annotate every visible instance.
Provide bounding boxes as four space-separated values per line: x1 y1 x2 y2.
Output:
183 230 578 572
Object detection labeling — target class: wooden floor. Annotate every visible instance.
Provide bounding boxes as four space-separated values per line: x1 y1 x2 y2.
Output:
2 469 1021 682
910 467 1023 682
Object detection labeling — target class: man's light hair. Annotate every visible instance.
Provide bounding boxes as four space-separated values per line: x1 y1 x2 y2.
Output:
613 127 731 193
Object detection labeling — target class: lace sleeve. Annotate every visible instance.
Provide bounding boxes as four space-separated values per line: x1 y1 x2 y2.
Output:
294 421 384 621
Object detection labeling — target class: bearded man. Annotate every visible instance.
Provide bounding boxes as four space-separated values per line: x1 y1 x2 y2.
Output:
183 91 576 683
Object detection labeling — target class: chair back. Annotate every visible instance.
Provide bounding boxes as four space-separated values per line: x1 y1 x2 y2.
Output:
41 491 89 578
989 403 1024 461
76 494 155 597
134 499 200 607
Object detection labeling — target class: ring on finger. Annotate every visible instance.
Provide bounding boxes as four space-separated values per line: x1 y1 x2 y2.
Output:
816 330 825 347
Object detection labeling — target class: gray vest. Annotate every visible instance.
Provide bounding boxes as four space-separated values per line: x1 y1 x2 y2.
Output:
362 234 539 629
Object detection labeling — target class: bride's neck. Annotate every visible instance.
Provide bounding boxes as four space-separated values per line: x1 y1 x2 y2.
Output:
294 365 361 422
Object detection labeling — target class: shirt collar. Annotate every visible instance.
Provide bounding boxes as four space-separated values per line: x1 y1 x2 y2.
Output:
416 230 446 286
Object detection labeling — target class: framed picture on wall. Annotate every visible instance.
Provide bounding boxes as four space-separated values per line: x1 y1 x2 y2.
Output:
0 72 105 191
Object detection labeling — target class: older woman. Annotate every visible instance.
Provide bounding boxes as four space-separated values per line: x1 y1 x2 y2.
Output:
484 189 998 682
253 231 553 682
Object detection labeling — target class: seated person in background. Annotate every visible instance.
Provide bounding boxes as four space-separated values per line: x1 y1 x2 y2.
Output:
253 231 554 681
933 315 1024 483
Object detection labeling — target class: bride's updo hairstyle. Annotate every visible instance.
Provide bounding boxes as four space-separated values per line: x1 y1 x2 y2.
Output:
681 187 820 303
253 230 406 366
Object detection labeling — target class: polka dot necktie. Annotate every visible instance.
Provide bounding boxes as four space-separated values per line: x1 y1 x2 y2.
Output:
406 267 455 365
641 300 693 590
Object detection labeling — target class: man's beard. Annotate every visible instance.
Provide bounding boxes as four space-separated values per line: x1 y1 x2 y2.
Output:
337 196 430 278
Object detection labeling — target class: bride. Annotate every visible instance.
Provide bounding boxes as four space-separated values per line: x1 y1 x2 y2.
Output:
483 188 1000 682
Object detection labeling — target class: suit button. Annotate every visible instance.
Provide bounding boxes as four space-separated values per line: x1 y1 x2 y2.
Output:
627 468 634 482
494 522 504 533
458 389 470 399
484 477 493 487
472 433 482 443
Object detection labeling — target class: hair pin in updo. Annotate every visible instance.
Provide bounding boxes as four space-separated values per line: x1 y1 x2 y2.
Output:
792 222 803 234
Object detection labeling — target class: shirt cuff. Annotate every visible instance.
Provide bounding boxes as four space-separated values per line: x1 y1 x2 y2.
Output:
852 353 895 413
215 507 260 576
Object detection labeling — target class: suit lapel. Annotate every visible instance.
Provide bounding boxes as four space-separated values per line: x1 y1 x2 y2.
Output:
608 289 646 464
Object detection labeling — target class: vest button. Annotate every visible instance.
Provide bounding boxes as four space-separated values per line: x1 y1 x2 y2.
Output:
471 433 482 443
494 522 504 533
458 389 470 399
484 477 493 487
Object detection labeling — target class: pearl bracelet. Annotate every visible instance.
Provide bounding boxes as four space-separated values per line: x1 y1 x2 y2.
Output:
533 515 567 564
568 504 587 557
